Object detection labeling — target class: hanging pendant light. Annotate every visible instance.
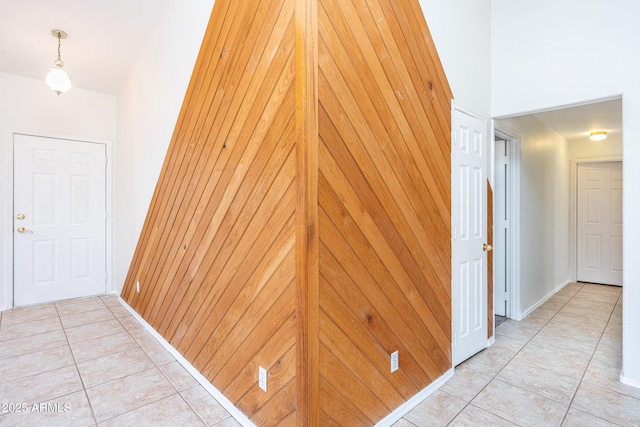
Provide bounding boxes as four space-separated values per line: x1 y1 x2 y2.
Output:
45 29 72 95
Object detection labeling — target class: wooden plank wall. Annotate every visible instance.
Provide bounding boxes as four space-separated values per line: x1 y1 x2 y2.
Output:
121 1 298 425
317 0 453 424
122 0 454 425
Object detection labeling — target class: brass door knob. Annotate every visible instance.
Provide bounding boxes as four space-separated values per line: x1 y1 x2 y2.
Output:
483 243 493 252
17 213 25 220
17 226 33 234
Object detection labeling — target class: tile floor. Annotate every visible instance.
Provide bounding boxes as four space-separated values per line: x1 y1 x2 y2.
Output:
0 294 241 426
394 282 640 427
0 283 637 426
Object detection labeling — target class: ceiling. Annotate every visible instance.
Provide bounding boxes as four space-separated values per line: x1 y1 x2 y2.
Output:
0 0 166 95
532 98 622 143
0 1 623 139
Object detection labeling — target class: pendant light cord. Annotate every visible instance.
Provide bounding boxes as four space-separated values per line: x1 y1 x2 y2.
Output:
57 32 62 61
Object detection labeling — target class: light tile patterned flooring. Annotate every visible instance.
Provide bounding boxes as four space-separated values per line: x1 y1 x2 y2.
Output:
0 294 241 426
0 283 637 426
394 282 640 427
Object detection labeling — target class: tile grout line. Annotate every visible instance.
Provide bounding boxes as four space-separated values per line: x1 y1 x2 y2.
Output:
0 310 60 329
83 303 168 424
95 302 209 426
176 385 214 427
558 289 624 427
68 297 188 424
115 295 253 426
54 300 101 427
489 284 624 426
445 283 584 426
494 284 588 424
0 304 77 384
443 317 548 426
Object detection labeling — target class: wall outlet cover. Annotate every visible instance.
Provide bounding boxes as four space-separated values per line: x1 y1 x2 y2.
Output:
259 366 267 392
391 350 399 373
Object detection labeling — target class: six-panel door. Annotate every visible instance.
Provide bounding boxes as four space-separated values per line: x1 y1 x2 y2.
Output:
13 134 107 306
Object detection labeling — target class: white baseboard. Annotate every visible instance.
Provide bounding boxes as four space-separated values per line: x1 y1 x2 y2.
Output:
487 336 496 347
620 374 640 390
118 296 459 426
518 279 571 320
374 368 455 427
118 297 256 427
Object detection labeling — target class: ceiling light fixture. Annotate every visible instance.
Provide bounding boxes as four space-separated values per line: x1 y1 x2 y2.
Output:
45 29 72 95
589 131 608 141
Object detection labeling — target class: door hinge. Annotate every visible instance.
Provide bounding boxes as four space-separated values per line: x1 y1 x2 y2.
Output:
452 227 457 240
504 292 509 301
452 131 457 145
504 220 509 229
504 156 509 165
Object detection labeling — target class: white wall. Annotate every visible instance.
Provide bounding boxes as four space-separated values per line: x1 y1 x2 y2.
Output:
114 0 215 290
419 0 492 118
496 115 570 313
0 72 116 310
568 137 622 160
492 0 640 386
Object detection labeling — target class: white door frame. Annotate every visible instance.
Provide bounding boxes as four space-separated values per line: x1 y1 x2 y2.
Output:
569 156 622 283
1 130 114 310
492 137 508 318
493 122 522 321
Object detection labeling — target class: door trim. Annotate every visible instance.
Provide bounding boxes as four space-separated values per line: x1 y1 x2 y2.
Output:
493 122 522 321
570 157 622 283
2 130 113 310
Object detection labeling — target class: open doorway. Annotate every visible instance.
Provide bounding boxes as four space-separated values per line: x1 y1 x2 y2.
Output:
492 126 521 325
494 136 508 319
491 97 622 327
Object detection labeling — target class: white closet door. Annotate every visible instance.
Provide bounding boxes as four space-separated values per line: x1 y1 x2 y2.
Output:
577 162 623 286
452 108 488 366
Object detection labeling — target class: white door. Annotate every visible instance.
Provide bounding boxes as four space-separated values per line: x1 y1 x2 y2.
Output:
13 134 107 306
452 107 488 366
493 139 508 316
577 162 623 286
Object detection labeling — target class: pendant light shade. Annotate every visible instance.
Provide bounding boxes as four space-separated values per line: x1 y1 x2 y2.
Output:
45 29 72 95
46 63 72 94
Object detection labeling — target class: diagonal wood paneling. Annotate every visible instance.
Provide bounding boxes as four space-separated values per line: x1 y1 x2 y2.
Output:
122 0 453 425
317 0 452 424
121 0 298 424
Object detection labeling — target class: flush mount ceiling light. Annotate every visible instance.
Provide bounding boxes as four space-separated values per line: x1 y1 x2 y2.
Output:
45 29 72 95
589 131 608 141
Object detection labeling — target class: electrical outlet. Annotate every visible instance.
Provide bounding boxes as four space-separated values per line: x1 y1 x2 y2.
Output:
390 351 399 373
259 366 267 392
136 280 140 293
